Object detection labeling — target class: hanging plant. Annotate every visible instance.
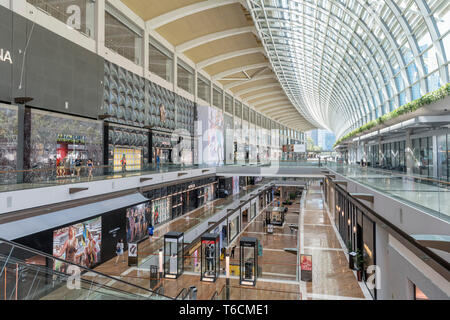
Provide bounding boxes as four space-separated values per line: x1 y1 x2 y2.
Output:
334 83 450 148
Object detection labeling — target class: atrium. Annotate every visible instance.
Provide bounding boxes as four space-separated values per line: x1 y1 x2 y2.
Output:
0 0 448 306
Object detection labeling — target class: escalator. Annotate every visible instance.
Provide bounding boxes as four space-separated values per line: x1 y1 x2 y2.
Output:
0 238 172 300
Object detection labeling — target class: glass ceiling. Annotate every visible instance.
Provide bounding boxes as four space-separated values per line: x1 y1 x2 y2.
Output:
247 0 450 138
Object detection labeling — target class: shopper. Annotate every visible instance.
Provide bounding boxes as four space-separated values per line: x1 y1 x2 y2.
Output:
75 155 82 178
156 150 160 170
115 239 124 264
121 154 127 174
87 159 94 180
148 224 154 245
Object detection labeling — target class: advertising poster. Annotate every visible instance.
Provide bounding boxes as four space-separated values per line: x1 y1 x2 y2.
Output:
197 105 224 165
128 242 138 266
300 254 313 282
53 217 102 272
126 203 150 243
232 176 240 195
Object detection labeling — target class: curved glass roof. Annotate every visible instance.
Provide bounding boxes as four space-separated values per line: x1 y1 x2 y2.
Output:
247 0 450 138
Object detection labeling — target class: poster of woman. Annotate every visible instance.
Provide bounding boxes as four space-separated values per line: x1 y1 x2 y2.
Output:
53 217 102 272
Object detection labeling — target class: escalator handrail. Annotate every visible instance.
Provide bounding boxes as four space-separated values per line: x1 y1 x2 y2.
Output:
175 287 188 300
0 253 153 300
0 237 173 300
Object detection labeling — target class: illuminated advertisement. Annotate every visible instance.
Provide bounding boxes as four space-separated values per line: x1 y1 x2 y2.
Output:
197 105 224 165
53 217 102 272
232 176 240 195
126 203 150 243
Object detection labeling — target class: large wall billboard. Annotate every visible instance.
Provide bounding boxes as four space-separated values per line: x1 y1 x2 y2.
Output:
197 105 224 165
53 217 102 272
126 202 150 243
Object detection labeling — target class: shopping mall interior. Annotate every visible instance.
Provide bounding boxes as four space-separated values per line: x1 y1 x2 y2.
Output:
0 0 449 304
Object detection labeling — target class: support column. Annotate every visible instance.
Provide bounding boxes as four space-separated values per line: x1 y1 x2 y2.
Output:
405 129 414 175
16 104 25 184
95 0 105 55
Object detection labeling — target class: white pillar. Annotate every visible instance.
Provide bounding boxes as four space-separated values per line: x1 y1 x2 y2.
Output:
95 0 105 55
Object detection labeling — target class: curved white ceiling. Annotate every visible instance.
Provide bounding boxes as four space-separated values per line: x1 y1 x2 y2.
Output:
246 0 450 138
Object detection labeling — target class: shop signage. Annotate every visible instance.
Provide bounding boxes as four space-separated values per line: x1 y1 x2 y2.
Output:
0 48 13 64
300 254 312 282
57 134 86 143
128 242 138 266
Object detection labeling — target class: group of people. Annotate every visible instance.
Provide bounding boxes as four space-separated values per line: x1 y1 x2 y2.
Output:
126 205 150 243
56 155 94 179
54 225 100 271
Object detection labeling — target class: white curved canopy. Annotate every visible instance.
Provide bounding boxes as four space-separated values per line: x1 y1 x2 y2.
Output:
246 0 450 138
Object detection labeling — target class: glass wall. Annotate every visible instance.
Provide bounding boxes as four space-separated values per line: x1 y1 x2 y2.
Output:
177 60 195 94
380 141 405 172
148 37 173 83
412 137 433 176
437 134 449 181
27 0 95 38
213 85 223 109
105 8 142 65
229 214 240 242
225 94 233 115
197 75 211 103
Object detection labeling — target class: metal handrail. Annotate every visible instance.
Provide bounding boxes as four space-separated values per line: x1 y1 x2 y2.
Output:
331 182 450 281
175 287 188 300
0 254 149 300
0 238 173 299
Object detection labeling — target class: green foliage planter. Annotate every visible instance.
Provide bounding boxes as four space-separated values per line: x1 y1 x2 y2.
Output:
334 83 450 148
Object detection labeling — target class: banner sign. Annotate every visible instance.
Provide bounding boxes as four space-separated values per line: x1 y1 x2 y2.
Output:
300 254 312 282
128 242 138 266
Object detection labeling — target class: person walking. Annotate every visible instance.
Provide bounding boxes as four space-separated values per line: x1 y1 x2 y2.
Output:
121 154 127 175
75 155 82 178
147 224 154 246
231 245 236 259
87 159 94 180
115 239 125 264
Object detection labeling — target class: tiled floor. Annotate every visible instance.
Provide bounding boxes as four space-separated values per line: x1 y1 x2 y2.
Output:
88 182 366 300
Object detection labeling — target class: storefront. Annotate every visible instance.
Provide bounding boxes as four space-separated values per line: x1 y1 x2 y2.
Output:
151 130 173 165
27 108 103 182
332 182 377 299
7 192 150 300
142 176 218 225
105 123 149 173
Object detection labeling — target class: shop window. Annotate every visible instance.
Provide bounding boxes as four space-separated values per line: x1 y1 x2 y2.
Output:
27 0 95 38
177 60 195 94
105 7 143 65
149 37 173 83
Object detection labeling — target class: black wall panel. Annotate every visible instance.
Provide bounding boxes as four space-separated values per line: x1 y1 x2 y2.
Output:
0 5 103 118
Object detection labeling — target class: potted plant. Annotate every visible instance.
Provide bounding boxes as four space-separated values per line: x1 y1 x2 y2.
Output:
355 249 364 282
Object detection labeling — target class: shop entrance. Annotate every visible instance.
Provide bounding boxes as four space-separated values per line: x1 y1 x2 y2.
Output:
242 209 249 225
56 134 87 177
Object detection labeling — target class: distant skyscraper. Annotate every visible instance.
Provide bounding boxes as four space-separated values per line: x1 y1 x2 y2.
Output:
307 129 335 150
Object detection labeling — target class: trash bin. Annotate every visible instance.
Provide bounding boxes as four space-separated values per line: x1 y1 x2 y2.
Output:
349 251 356 270
149 265 158 289
189 286 197 300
